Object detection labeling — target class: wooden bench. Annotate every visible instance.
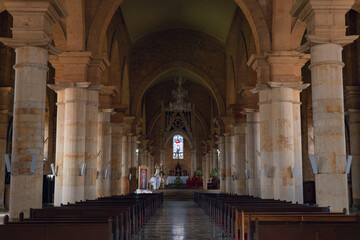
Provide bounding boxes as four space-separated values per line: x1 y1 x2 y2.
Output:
252 222 360 240
0 215 113 240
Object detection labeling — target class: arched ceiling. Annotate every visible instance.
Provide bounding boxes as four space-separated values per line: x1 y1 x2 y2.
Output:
120 0 237 43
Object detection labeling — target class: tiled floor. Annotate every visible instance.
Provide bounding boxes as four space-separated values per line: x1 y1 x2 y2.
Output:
134 200 232 240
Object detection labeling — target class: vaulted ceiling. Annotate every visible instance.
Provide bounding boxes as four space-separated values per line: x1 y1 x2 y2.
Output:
121 0 237 43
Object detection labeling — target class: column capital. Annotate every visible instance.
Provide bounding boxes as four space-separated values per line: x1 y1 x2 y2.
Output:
88 56 110 84
0 0 67 53
57 52 92 82
243 108 259 113
229 104 246 124
220 116 234 135
238 87 259 110
251 81 310 93
291 0 358 50
47 81 102 92
248 51 310 84
99 85 119 109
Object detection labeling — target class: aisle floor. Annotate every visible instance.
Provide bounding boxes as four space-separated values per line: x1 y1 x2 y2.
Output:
134 200 232 240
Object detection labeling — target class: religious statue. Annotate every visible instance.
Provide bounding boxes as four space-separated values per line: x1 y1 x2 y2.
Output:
150 163 162 190
141 169 147 189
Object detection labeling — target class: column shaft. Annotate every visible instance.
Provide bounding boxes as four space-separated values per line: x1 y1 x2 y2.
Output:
234 124 246 195
212 149 218 171
293 97 304 203
9 46 48 218
259 90 274 199
96 111 111 198
111 124 123 195
84 90 98 200
225 135 233 193
54 90 65 206
246 111 260 197
121 135 129 194
62 87 87 204
271 87 296 202
219 136 226 192
202 156 207 190
311 44 349 211
209 151 213 174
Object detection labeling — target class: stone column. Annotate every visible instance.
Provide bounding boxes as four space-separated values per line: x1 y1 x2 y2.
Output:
202 156 207 190
121 134 129 195
225 134 233 193
84 89 99 200
219 136 226 192
144 150 148 167
53 88 64 206
291 0 358 212
0 0 67 218
149 155 154 178
191 150 196 175
96 109 112 198
209 151 213 174
345 86 360 207
110 122 123 195
245 109 260 197
131 135 138 189
0 87 13 208
249 52 309 202
293 90 304 203
139 148 145 166
63 86 88 203
131 136 138 169
206 152 211 188
160 150 165 166
234 124 246 195
212 148 218 171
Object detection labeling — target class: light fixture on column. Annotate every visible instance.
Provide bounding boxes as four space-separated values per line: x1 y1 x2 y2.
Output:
264 164 269 177
4 154 11 173
104 169 109 179
232 172 238 180
30 155 37 173
309 156 318 174
345 155 352 174
80 163 86 176
245 169 249 179
291 164 298 178
50 163 57 177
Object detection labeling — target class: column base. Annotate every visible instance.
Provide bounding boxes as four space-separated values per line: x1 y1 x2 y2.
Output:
9 175 42 219
315 173 349 212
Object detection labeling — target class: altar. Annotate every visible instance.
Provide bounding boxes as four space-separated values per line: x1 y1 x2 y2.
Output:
166 176 188 185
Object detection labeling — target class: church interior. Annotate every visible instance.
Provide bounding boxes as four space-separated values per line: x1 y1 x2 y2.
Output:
0 0 360 239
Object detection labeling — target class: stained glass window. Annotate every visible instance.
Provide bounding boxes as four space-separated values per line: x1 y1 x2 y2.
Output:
173 134 184 159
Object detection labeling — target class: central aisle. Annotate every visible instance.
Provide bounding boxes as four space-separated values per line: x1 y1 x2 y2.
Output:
134 200 232 240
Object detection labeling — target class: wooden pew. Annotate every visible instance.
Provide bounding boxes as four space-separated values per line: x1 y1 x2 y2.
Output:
30 193 163 239
252 222 360 240
234 211 346 239
0 215 113 240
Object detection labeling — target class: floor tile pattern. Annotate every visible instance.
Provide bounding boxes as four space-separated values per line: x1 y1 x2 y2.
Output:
134 200 232 240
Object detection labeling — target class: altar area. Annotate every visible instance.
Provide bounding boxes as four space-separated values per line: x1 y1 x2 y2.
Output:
166 176 189 184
